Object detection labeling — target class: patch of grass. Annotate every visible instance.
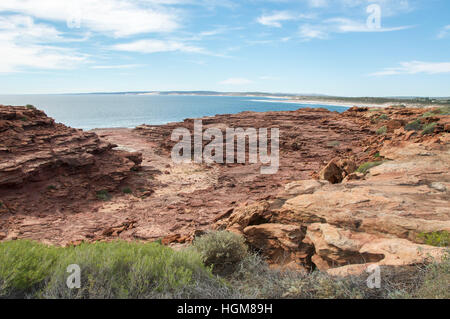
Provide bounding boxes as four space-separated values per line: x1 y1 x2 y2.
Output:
0 202 3 208
412 253 449 299
122 187 132 194
0 240 222 299
96 190 112 201
378 114 389 121
0 240 60 298
435 106 450 115
417 231 449 247
374 152 381 158
392 252 450 299
20 117 28 122
376 126 387 135
47 185 57 190
421 111 435 118
421 122 437 135
356 161 384 174
25 104 36 110
192 231 248 276
405 119 423 131
0 239 449 299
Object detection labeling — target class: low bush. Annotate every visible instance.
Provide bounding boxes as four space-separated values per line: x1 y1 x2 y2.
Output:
0 241 60 298
356 161 383 174
405 119 422 131
192 231 248 275
1 237 448 299
0 240 222 299
376 126 387 135
421 122 437 135
435 106 450 115
96 190 111 201
417 231 449 247
122 187 132 194
412 253 449 299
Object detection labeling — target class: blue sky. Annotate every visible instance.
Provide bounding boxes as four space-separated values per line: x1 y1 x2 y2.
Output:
0 0 449 96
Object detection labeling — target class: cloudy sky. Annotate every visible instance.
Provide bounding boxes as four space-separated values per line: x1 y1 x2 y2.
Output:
0 0 449 96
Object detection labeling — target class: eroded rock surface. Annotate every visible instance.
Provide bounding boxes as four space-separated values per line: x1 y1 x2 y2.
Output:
0 105 147 244
216 107 450 273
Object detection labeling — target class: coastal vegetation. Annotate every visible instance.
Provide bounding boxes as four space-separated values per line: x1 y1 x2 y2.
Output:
96 190 112 201
356 161 384 174
122 187 133 194
376 126 387 135
0 234 448 299
417 231 450 247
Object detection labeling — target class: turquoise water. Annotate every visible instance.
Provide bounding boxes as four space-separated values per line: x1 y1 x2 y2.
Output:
0 94 349 130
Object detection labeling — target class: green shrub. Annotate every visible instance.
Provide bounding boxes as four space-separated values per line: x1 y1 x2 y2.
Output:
356 161 383 174
122 187 132 194
412 253 449 299
421 111 434 118
435 106 450 115
378 114 389 121
405 119 422 131
0 240 221 299
417 231 449 247
47 185 57 190
421 122 437 135
96 190 111 201
26 104 36 110
193 231 248 275
0 240 61 298
376 126 387 135
43 241 211 299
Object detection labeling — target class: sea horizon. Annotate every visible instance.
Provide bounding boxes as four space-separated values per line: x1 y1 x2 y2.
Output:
0 94 350 130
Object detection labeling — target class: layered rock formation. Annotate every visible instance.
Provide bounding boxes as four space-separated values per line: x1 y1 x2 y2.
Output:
0 105 144 242
215 107 450 274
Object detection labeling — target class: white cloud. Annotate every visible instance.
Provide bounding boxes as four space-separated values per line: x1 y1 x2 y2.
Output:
111 39 205 54
219 78 253 85
299 24 328 39
257 11 304 28
0 15 86 73
0 0 179 37
328 17 412 32
299 17 412 40
438 25 450 39
370 61 450 76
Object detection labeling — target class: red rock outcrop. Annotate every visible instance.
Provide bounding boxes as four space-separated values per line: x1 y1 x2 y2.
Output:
0 105 144 241
215 107 450 273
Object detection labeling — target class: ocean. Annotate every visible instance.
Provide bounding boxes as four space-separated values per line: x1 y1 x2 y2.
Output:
0 94 349 130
